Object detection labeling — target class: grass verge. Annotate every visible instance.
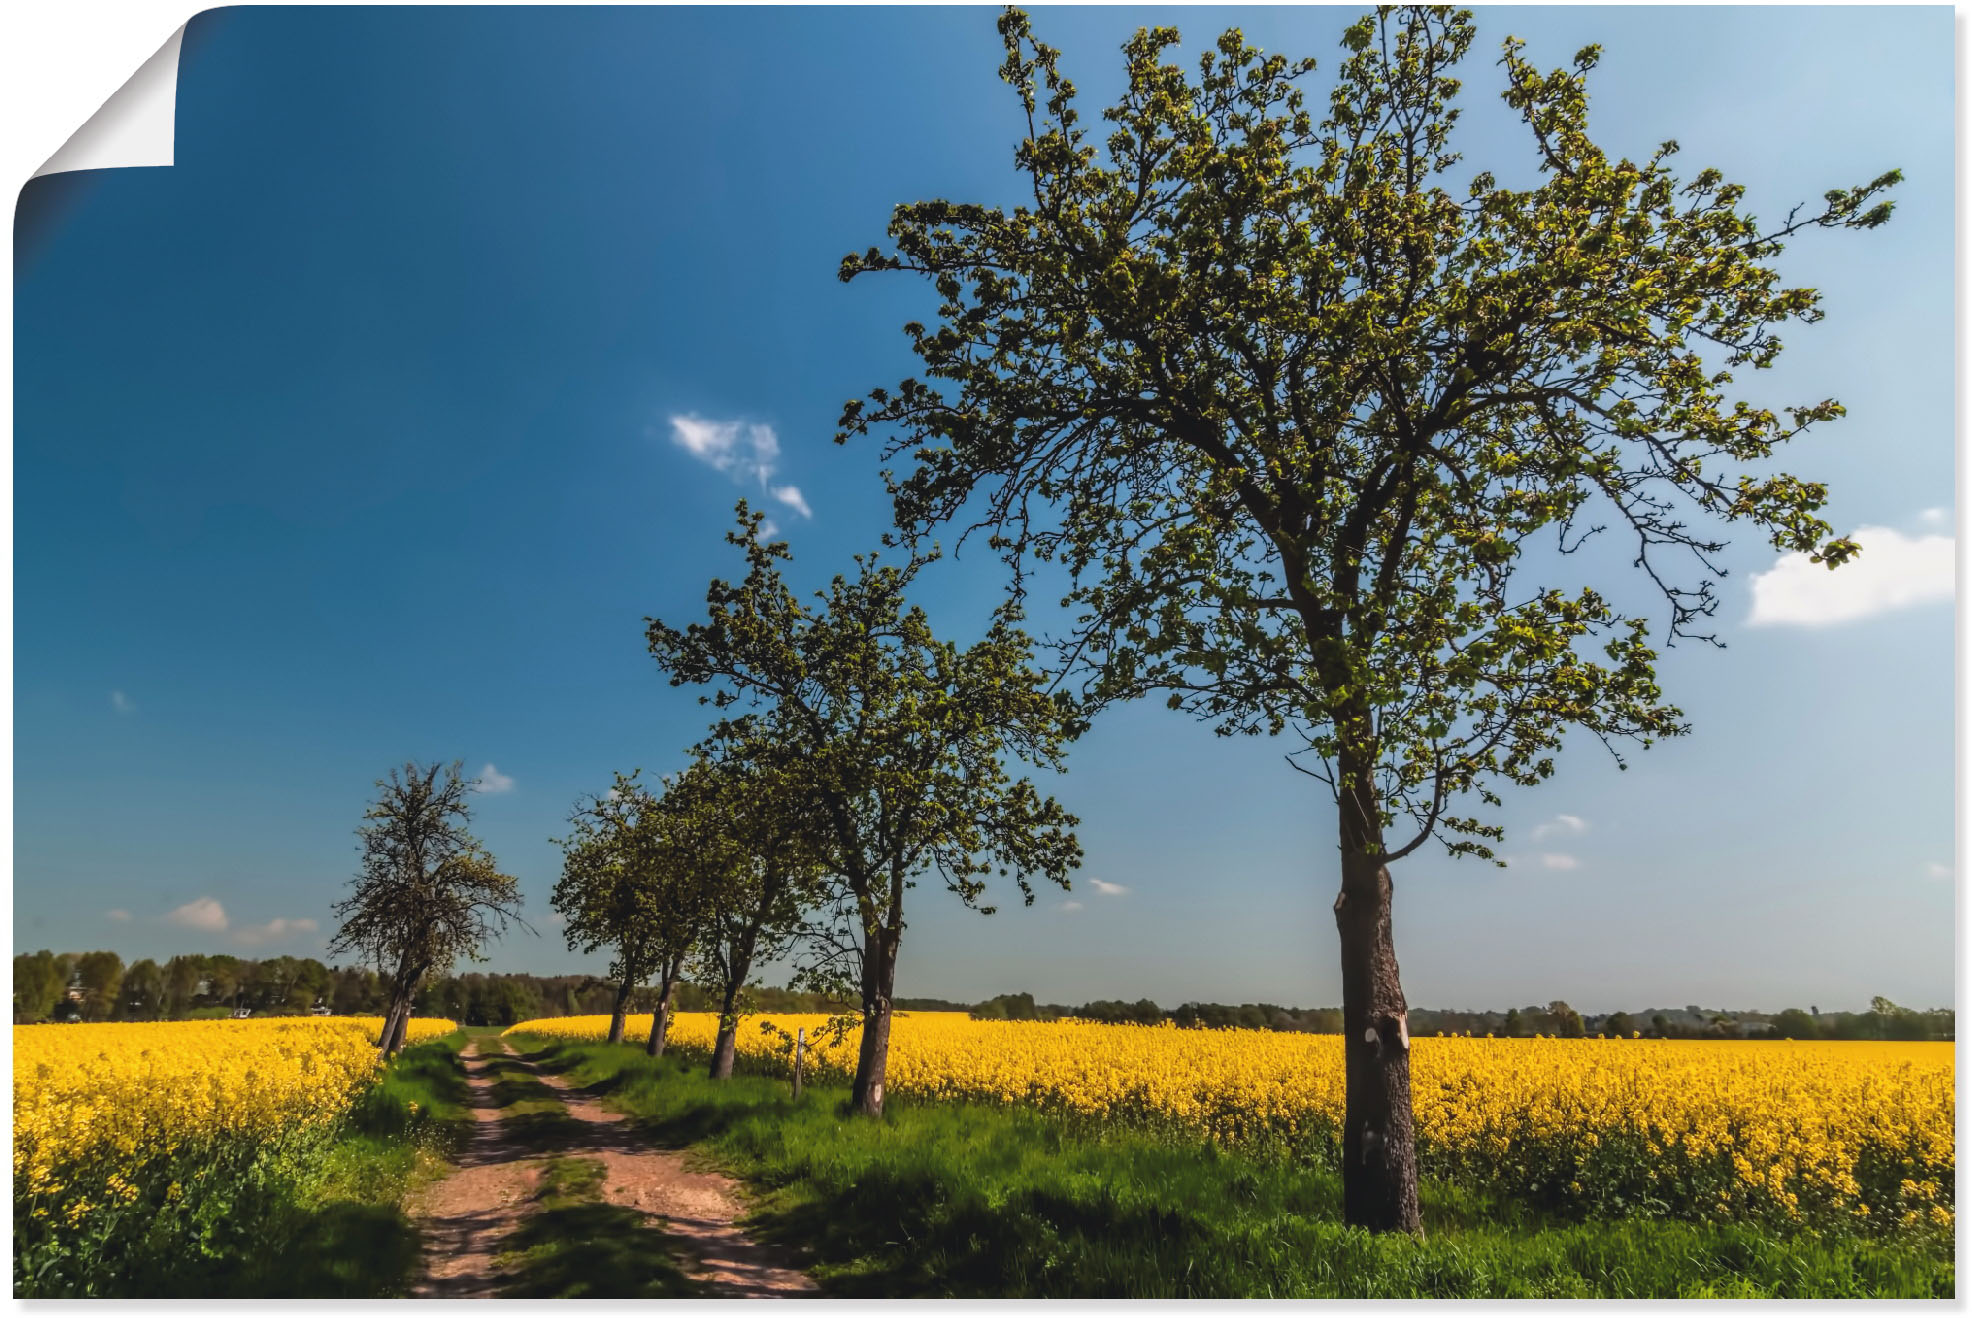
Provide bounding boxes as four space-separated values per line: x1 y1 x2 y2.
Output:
510 1036 1954 1299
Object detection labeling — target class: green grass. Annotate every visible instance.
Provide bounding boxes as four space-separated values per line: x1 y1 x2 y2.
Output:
188 1028 479 1298
473 1044 589 1149
494 1155 699 1298
510 1036 1955 1300
17 1030 476 1298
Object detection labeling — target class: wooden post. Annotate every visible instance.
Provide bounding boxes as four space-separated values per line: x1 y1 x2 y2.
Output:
792 1027 805 1099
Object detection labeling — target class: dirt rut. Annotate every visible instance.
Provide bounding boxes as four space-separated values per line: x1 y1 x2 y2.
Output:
408 1036 816 1299
407 1038 542 1297
529 1051 819 1297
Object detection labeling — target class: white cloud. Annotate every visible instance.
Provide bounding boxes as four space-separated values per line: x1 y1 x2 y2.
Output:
544 912 567 928
1748 525 1953 627
668 414 779 483
1530 814 1587 843
769 484 814 519
667 414 817 522
233 916 319 948
111 690 135 714
1088 878 1130 897
1060 900 1085 913
1538 853 1580 871
1919 507 1950 528
1925 861 1952 880
473 763 515 795
105 908 131 923
756 517 780 541
165 896 228 932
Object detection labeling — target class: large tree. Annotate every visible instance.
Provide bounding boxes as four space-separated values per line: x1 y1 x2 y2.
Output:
330 760 525 1055
837 7 1896 1229
648 505 1082 1115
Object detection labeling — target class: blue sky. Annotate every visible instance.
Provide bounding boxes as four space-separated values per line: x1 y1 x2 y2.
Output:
14 5 1954 1013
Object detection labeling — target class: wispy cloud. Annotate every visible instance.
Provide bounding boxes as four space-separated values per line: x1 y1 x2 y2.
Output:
1919 507 1950 528
1925 861 1952 880
1749 524 1953 626
111 690 135 714
769 484 813 519
1088 878 1130 897
667 414 817 521
165 896 228 932
105 908 131 923
1059 900 1085 914
1530 814 1587 843
669 414 779 482
233 916 319 948
1538 853 1580 871
473 763 515 795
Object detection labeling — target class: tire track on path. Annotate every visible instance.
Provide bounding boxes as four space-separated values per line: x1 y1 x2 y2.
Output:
407 1037 542 1298
520 1045 819 1297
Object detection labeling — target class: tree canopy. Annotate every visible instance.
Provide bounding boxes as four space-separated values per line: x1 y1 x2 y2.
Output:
647 503 1083 1114
840 5 1897 866
330 760 524 1053
552 770 681 1043
836 5 1895 1229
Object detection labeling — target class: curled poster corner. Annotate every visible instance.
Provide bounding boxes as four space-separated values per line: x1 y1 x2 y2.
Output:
33 24 186 178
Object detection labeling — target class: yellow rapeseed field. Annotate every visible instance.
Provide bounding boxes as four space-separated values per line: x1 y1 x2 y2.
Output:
14 1015 457 1219
510 1012 1952 1235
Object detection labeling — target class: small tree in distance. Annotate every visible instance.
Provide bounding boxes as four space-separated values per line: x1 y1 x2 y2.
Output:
837 6 1897 1231
553 771 676 1045
73 951 124 1024
648 504 1083 1117
682 744 831 1081
330 760 526 1055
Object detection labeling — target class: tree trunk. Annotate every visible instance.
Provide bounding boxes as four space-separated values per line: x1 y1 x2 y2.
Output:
382 996 412 1057
382 964 427 1057
377 995 408 1053
1333 789 1421 1235
710 918 765 1080
709 1019 738 1079
850 932 899 1117
607 974 633 1045
646 961 679 1057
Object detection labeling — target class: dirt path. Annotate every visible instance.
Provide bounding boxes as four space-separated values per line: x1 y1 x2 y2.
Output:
408 1036 816 1299
407 1038 543 1298
529 1051 819 1297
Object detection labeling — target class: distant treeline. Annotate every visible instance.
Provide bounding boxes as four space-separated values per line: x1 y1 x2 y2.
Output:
14 950 1953 1042
14 950 370 1023
10 949 864 1028
965 992 1955 1041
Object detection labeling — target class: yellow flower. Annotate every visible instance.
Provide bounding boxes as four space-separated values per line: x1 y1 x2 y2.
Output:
504 1013 1952 1236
